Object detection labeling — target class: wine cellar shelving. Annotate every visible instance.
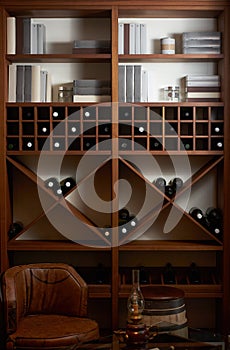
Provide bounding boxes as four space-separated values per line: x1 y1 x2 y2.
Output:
0 0 230 336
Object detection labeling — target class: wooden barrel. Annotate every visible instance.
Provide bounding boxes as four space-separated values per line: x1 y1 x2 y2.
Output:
141 286 188 338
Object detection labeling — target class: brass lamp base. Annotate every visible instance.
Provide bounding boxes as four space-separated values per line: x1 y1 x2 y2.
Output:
125 322 149 348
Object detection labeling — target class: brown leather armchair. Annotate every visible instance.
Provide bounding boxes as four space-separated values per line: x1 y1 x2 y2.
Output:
1 263 100 349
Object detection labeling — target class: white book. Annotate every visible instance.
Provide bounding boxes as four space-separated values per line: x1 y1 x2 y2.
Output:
46 72 52 102
134 65 142 102
186 91 221 98
37 24 46 54
16 65 25 102
140 23 147 54
147 70 157 102
141 70 148 102
186 80 221 87
185 74 220 81
73 94 111 102
40 70 47 102
129 23 136 54
118 23 124 55
118 65 126 102
126 65 134 102
8 64 16 102
7 17 16 54
31 65 41 102
31 23 38 54
135 23 141 54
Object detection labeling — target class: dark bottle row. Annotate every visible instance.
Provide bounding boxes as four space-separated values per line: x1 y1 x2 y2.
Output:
73 264 220 286
6 132 224 152
119 265 220 286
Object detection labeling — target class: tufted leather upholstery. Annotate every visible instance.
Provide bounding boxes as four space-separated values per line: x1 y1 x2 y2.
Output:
2 263 100 349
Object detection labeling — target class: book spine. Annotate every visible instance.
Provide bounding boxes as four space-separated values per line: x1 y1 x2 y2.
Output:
141 70 148 102
185 74 220 81
40 70 47 102
135 23 141 54
31 65 41 102
186 86 221 92
37 24 46 54
118 23 124 55
134 65 141 102
7 17 16 54
186 92 221 98
16 17 23 54
140 23 147 54
186 98 220 102
73 95 111 103
118 65 126 102
186 81 221 87
182 31 221 40
124 23 130 55
129 23 136 54
16 65 25 102
8 65 16 102
183 46 220 54
46 72 52 102
22 18 31 54
31 23 38 54
126 65 134 103
24 65 32 102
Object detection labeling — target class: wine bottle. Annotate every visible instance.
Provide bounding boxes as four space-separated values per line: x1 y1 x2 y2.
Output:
206 207 222 224
139 266 149 284
98 123 111 135
180 107 193 120
38 123 50 135
211 139 223 150
119 208 130 221
44 177 59 190
60 177 76 195
188 262 201 284
83 138 96 150
169 177 184 191
153 177 166 191
95 263 106 284
8 221 23 239
128 215 138 229
211 124 223 135
150 138 162 150
44 177 62 197
135 125 147 135
163 263 176 284
164 185 175 198
119 219 128 235
189 207 205 225
182 139 193 151
23 139 34 150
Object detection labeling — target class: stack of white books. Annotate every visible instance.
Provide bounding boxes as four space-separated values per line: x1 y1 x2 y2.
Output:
182 31 221 54
73 79 111 103
183 74 221 102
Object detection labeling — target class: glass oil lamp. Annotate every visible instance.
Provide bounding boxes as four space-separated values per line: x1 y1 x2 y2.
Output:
127 269 145 323
126 269 148 347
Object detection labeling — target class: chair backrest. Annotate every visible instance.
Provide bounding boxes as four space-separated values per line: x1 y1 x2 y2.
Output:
2 263 88 334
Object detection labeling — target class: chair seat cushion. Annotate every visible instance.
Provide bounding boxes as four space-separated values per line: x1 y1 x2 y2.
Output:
9 314 99 348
